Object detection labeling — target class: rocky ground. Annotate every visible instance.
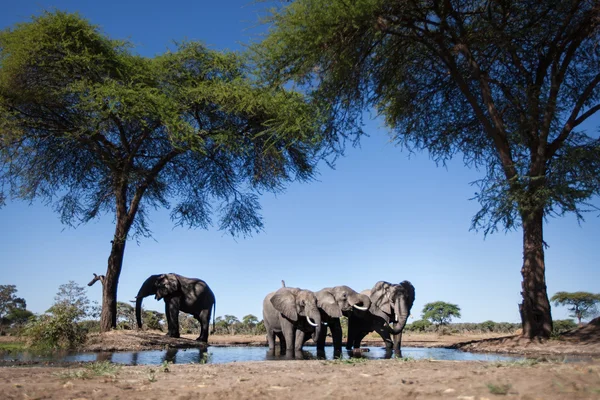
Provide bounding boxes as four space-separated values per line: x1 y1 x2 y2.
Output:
0 321 599 399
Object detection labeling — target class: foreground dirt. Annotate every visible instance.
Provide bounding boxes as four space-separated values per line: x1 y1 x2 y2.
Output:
1 358 599 399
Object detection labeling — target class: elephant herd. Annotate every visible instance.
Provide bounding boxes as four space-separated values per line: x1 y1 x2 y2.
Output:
135 273 415 359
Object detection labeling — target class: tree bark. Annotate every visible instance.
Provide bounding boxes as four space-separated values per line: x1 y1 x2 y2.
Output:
100 212 129 332
519 209 553 339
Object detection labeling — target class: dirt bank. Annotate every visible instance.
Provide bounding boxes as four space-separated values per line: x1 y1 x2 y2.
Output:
1 357 599 399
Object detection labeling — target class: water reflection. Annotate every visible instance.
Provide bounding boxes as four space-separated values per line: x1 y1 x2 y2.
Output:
1 346 526 365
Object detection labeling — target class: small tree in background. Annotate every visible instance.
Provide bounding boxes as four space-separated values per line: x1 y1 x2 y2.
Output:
116 302 136 329
24 281 92 349
422 302 462 327
0 285 32 334
551 292 600 325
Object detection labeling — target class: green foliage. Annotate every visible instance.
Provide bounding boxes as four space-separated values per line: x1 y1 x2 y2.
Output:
421 302 461 326
143 310 165 331
23 281 92 349
116 302 135 330
0 285 31 333
551 292 600 324
406 319 433 332
552 319 578 336
256 0 600 233
0 10 326 238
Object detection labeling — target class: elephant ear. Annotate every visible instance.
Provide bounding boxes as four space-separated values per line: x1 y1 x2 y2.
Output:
271 289 298 321
316 290 342 318
370 281 393 315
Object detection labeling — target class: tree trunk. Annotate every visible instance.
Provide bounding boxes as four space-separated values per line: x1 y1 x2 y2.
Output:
519 209 553 339
100 216 129 332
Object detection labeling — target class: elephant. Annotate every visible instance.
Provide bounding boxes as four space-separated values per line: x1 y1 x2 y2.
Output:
262 286 322 359
304 286 371 358
346 280 415 357
135 273 216 343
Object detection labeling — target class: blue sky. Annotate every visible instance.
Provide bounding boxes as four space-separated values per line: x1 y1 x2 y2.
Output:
1 0 598 324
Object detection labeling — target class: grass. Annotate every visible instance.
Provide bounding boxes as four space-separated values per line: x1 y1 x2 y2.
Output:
489 358 542 368
486 382 512 395
0 341 27 352
326 357 369 365
56 361 121 380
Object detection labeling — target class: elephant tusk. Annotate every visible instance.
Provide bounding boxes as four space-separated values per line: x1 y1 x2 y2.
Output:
352 304 369 311
306 316 319 327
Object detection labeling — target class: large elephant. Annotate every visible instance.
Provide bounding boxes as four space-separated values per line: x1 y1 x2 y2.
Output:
262 287 322 359
135 273 216 343
308 286 371 358
346 280 415 357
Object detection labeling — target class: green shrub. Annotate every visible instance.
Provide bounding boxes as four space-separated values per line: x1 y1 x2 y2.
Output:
23 281 92 350
407 319 433 332
552 319 577 335
23 310 87 350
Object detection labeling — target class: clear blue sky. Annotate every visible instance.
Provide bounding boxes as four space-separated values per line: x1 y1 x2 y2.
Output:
1 0 598 324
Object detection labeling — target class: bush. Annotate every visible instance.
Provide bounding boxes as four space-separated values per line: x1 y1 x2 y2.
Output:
23 309 88 350
552 319 578 335
406 319 433 332
22 281 92 350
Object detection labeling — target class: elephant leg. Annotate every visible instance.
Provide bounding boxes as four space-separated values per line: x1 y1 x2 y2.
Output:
294 329 307 359
266 330 276 354
276 331 287 354
280 319 295 359
346 316 356 350
329 318 343 355
392 331 403 357
315 325 328 359
375 324 393 350
196 308 210 343
164 299 180 338
353 330 369 349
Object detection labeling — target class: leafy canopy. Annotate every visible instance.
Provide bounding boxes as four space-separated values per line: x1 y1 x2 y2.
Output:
0 11 326 238
255 0 600 234
422 301 461 326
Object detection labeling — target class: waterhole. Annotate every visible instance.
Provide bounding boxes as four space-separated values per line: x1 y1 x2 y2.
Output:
2 346 523 365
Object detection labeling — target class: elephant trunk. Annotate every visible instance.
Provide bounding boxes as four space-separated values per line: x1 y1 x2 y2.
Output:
349 293 371 311
387 295 410 334
306 306 322 342
135 275 160 329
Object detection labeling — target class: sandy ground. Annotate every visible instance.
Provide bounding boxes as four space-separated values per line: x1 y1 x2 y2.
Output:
1 324 599 399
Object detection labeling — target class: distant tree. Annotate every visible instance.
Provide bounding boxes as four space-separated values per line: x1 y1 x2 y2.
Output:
422 302 462 326
142 310 164 331
0 285 26 321
241 314 259 334
0 285 31 333
48 281 91 322
256 0 600 340
116 302 135 329
551 292 600 325
0 11 326 332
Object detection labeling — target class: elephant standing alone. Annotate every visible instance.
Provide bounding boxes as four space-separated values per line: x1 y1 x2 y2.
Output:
263 286 322 359
135 273 216 343
346 280 415 357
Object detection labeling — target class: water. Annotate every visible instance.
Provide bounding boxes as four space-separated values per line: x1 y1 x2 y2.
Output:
1 346 524 365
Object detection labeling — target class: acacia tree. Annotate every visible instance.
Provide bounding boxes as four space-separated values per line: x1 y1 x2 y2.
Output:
256 0 600 338
0 12 325 332
422 301 462 326
551 291 600 325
